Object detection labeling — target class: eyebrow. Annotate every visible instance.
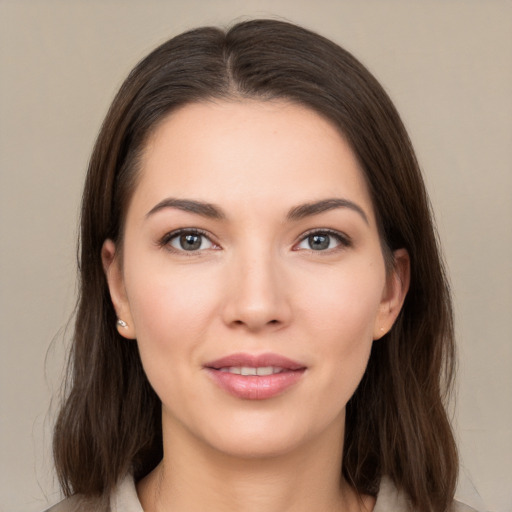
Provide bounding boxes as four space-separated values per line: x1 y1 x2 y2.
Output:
146 197 368 224
286 198 369 224
146 198 226 220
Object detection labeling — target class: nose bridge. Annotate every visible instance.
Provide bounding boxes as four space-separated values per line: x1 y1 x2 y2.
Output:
223 241 290 330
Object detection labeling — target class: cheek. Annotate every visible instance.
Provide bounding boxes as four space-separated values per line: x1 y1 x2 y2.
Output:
124 260 221 378
127 250 219 326
299 261 385 394
302 260 385 340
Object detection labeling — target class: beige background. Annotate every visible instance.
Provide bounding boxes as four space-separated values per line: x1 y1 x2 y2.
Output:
1 1 511 511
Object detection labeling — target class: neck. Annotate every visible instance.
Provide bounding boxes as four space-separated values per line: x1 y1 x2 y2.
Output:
137 414 373 512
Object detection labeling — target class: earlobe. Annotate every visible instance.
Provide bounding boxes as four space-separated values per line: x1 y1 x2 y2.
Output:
373 248 410 340
101 239 136 339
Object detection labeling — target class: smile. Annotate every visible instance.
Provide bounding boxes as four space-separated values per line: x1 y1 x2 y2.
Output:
205 353 306 400
218 366 286 376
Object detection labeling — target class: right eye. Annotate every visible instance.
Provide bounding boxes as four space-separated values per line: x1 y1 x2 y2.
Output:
163 229 216 252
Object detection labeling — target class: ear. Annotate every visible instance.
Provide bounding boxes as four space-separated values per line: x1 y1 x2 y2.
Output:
373 248 410 340
101 239 136 339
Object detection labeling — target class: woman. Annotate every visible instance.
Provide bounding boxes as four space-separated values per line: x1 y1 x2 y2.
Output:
48 19 474 512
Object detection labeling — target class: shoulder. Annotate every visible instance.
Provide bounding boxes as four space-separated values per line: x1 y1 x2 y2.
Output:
374 475 410 512
374 476 480 512
451 501 480 512
43 475 141 512
42 494 106 512
43 496 77 512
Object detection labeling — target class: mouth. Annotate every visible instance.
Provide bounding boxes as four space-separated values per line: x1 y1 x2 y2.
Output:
218 366 289 376
204 353 306 400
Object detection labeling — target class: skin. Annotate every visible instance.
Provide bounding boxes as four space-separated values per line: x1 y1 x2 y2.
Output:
102 99 409 512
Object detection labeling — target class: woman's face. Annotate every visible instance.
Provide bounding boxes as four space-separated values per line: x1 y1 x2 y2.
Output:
103 100 408 459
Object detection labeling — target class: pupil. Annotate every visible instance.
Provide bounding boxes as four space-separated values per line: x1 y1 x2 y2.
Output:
180 233 201 250
310 234 329 250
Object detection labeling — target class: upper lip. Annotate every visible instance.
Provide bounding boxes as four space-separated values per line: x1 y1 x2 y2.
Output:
205 352 305 370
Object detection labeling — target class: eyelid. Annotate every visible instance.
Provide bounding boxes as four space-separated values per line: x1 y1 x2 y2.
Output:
158 228 220 254
293 228 352 252
157 227 351 254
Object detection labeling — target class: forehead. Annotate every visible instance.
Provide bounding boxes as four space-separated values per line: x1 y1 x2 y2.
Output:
132 99 375 220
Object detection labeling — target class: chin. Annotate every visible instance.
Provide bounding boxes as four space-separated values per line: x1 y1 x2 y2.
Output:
203 428 309 460
183 406 345 461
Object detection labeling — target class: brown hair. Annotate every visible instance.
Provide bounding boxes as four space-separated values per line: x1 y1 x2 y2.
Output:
53 19 457 512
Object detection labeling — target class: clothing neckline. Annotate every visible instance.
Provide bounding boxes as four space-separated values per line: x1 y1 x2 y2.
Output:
110 474 407 512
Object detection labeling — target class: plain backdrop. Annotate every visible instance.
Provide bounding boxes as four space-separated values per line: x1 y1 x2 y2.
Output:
0 1 511 511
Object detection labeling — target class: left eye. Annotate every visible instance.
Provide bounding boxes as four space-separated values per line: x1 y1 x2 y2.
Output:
296 231 346 251
167 231 214 252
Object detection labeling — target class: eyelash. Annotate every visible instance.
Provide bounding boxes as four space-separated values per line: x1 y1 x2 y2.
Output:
159 228 218 255
294 229 353 253
158 228 352 254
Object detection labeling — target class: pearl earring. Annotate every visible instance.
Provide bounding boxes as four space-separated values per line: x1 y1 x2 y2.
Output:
117 319 128 328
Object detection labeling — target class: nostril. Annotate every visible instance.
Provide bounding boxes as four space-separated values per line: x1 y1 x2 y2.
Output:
230 318 280 328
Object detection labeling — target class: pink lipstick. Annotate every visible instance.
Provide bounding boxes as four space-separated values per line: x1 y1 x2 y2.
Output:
204 353 306 400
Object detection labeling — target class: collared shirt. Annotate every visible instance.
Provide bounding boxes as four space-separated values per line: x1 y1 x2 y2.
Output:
45 474 478 512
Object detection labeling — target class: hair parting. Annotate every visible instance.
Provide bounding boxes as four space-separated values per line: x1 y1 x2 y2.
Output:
53 19 458 512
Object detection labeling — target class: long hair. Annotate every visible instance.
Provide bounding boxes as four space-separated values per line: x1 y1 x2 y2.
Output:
53 19 457 512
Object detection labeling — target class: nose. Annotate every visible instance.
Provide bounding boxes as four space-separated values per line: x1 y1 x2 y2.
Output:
221 250 292 332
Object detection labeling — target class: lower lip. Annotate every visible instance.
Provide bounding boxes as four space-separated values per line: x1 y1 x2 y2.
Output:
205 369 305 400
